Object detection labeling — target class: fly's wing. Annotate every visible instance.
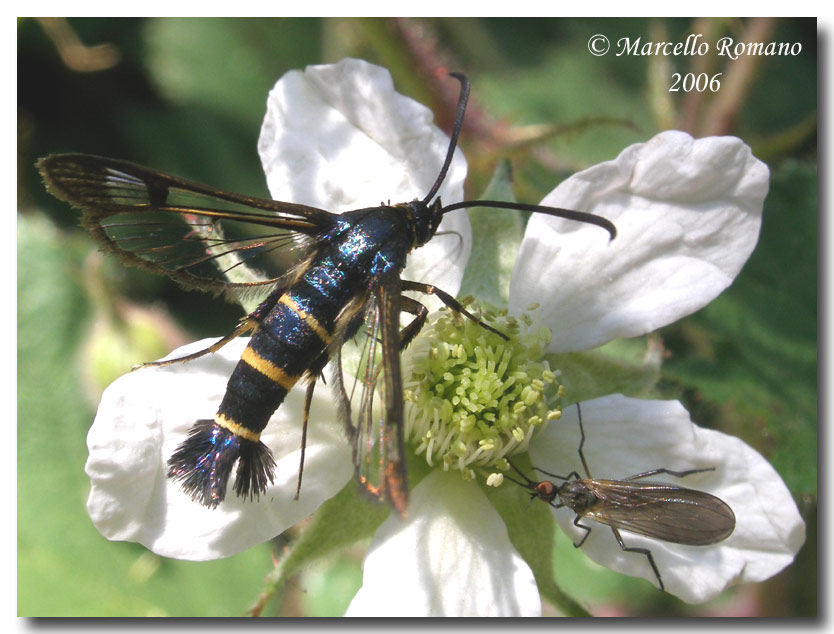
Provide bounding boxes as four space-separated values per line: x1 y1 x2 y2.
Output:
334 279 409 515
37 154 339 302
583 480 736 545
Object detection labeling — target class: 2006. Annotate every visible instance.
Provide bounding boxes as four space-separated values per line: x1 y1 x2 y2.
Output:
670 72 722 93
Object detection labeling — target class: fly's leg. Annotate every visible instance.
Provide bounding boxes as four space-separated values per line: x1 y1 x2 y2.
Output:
573 403 593 479
610 526 664 592
572 515 592 548
570 403 715 484
624 467 715 482
533 467 582 482
293 348 331 501
535 403 594 480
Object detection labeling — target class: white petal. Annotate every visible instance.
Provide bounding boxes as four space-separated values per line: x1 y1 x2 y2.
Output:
85 338 353 560
345 470 540 617
528 395 805 603
510 131 768 352
258 58 469 296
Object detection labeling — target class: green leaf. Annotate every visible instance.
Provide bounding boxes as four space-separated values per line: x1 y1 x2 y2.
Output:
18 213 275 616
143 18 321 124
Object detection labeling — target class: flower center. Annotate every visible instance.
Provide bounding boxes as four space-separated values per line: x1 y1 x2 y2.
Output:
402 300 563 483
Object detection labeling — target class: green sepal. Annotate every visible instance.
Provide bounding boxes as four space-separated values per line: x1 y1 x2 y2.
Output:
248 460 433 615
458 159 525 306
247 480 389 615
546 336 663 405
485 453 590 617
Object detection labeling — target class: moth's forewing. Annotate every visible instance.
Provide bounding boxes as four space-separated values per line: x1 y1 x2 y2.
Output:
36 153 337 300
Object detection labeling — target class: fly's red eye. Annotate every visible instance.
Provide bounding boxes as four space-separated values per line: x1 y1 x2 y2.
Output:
536 480 557 501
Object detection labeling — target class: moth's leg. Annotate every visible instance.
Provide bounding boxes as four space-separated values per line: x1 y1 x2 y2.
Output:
610 526 664 592
132 286 284 370
328 296 369 443
132 319 257 369
401 280 508 340
294 377 318 501
399 295 429 350
292 343 332 500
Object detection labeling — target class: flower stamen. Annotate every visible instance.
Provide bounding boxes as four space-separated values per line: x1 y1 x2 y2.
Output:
403 300 562 483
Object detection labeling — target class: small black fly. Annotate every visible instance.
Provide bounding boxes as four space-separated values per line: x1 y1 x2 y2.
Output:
507 403 735 591
37 67 616 514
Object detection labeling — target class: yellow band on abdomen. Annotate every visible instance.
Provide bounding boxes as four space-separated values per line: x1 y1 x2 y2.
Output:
279 294 332 344
214 413 262 442
240 345 299 391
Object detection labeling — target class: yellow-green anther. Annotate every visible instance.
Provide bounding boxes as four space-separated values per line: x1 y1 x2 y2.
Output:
486 472 504 487
402 301 564 485
523 387 540 407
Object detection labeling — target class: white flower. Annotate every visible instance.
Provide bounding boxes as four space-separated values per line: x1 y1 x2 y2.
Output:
345 469 541 617
510 129 768 353
84 59 804 615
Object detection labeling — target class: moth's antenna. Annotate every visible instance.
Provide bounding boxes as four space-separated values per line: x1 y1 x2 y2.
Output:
441 199 617 241
422 72 470 206
425 72 617 243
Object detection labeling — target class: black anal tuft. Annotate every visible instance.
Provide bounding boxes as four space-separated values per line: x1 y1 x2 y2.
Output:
167 419 276 508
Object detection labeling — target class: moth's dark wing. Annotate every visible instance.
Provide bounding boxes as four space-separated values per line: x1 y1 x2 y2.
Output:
374 281 409 514
36 154 338 298
583 480 736 545
335 280 408 515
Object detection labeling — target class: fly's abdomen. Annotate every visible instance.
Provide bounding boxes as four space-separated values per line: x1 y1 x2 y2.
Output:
167 287 335 509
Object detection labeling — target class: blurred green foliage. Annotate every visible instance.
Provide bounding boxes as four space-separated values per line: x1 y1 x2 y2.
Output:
18 17 816 616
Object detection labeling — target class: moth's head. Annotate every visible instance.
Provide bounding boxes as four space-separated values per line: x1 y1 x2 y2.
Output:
407 198 444 248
